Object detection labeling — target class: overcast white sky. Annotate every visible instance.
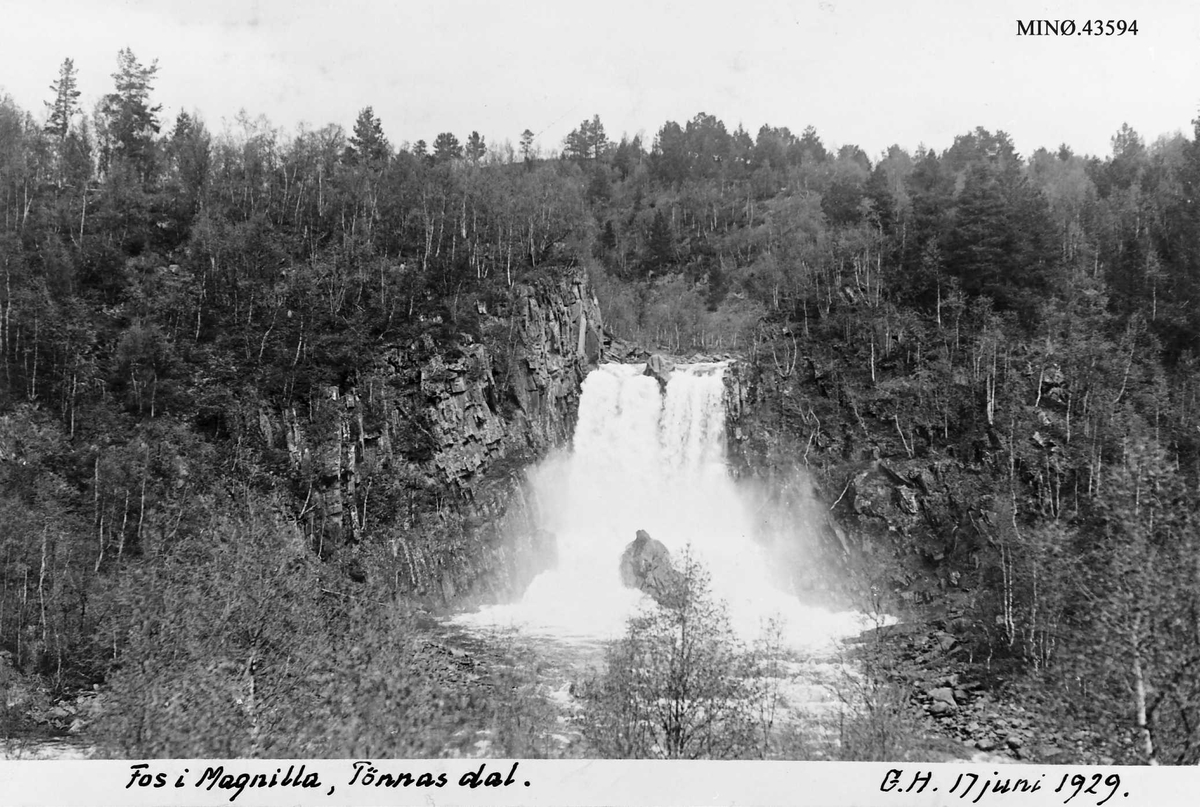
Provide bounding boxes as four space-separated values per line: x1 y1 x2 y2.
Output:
2 0 1198 159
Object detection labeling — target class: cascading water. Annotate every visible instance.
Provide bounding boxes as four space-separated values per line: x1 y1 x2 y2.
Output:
458 361 873 649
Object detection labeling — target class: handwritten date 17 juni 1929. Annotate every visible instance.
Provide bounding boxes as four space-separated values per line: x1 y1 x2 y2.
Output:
881 768 1126 805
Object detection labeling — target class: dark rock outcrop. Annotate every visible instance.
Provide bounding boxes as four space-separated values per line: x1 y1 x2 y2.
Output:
722 345 1001 610
642 354 675 390
618 529 680 604
227 270 604 606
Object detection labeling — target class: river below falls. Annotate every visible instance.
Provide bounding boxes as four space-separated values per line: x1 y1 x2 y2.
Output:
439 610 892 759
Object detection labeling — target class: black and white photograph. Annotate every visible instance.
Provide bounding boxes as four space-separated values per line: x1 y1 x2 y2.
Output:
1 0 1199 803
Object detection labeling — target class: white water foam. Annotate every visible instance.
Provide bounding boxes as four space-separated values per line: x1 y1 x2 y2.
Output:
454 362 881 649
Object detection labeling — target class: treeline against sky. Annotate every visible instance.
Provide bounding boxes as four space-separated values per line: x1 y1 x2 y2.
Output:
2 51 1200 761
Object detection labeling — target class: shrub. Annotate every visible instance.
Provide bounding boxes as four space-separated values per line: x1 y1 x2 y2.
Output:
831 664 922 761
826 624 930 762
92 507 481 757
579 549 769 758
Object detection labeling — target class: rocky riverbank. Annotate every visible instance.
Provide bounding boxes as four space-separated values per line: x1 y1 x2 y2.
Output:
850 618 1113 765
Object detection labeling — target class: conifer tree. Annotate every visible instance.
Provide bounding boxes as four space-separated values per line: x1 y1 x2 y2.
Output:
347 106 390 165
519 129 535 163
465 131 486 164
97 48 161 179
44 57 81 142
796 125 828 165
432 132 461 163
564 115 609 161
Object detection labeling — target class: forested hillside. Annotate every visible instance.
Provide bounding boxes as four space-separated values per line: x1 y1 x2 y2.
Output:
2 51 1199 763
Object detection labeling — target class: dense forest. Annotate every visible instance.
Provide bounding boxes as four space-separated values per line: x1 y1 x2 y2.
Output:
2 50 1199 763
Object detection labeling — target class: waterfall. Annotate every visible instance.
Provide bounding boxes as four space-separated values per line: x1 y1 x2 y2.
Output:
457 362 871 647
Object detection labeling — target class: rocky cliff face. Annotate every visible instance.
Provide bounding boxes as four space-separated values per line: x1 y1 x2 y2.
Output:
719 358 851 604
233 270 604 607
722 353 996 612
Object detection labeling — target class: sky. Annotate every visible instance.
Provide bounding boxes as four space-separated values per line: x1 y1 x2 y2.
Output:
1 0 1198 160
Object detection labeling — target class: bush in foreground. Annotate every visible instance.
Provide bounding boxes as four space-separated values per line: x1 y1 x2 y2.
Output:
579 549 772 759
93 508 525 758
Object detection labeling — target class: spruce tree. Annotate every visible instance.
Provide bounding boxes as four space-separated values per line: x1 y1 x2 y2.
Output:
44 57 81 142
432 132 461 163
519 129 535 163
98 48 162 180
347 106 390 165
465 131 486 164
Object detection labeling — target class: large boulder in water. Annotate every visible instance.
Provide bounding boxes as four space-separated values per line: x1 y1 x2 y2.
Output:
619 530 680 604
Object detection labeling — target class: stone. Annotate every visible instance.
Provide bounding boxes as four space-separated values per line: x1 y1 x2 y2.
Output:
643 354 675 390
850 469 894 518
927 687 958 707
1006 734 1023 749
619 530 680 605
928 701 955 717
1038 744 1067 762
975 737 997 752
932 632 957 653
